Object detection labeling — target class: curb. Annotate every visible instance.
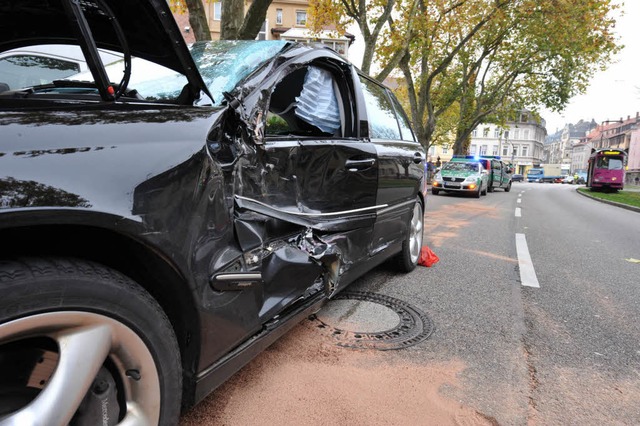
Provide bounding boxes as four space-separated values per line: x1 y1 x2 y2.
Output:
575 188 640 213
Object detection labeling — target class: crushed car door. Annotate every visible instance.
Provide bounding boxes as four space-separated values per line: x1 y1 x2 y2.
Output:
232 60 380 321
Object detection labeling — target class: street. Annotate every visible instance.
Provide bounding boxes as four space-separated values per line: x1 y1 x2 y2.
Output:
181 182 640 425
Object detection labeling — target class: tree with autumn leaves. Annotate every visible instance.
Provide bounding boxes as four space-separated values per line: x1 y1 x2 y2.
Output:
310 0 620 154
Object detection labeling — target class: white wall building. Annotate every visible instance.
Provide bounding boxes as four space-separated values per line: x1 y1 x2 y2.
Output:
469 111 546 175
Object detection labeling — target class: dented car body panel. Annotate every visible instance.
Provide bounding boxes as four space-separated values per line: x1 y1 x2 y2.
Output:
1 0 425 413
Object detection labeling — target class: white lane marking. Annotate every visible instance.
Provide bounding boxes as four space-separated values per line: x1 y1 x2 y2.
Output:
517 198 522 204
515 233 540 288
515 207 522 217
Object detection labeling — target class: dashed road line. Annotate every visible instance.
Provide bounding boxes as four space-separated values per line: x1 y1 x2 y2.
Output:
515 207 522 217
515 233 540 288
517 198 522 204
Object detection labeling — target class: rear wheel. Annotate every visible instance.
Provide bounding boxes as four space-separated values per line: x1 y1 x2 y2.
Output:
504 181 512 192
0 257 182 426
395 198 424 272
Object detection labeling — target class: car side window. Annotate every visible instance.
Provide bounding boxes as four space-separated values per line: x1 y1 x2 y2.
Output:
0 55 80 90
389 93 415 142
358 76 401 140
266 65 344 137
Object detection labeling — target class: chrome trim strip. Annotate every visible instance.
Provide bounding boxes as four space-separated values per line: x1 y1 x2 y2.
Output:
215 273 262 281
235 195 388 217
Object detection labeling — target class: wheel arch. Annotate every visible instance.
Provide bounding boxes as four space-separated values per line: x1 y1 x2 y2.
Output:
0 222 202 410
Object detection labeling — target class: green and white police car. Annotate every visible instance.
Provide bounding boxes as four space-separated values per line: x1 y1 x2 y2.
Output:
432 157 488 198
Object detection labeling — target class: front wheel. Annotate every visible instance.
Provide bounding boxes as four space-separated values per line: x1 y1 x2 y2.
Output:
504 181 512 192
0 258 182 426
431 188 439 195
394 198 424 272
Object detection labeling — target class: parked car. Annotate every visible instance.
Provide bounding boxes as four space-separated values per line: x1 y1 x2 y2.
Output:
432 158 488 197
0 1 426 424
0 44 121 92
512 173 524 182
562 175 574 184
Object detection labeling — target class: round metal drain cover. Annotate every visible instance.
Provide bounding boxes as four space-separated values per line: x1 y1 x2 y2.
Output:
311 291 434 351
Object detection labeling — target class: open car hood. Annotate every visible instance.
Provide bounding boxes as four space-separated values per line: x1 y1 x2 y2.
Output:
0 0 209 98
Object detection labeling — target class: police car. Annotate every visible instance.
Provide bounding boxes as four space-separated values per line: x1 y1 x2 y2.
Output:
432 157 488 197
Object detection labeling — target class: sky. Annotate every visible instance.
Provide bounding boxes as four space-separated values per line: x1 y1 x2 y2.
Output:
347 1 640 135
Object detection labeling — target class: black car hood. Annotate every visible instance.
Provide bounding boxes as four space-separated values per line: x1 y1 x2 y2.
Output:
0 0 209 95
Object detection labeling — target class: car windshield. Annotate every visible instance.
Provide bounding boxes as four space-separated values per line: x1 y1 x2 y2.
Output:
444 162 479 172
20 41 289 104
190 41 288 103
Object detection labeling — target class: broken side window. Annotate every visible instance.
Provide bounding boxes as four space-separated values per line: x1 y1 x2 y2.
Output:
266 65 343 137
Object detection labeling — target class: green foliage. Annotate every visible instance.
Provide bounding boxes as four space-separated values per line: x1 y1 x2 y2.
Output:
325 0 621 154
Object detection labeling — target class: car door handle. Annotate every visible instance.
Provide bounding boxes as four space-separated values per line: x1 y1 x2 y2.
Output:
345 158 375 172
413 153 423 164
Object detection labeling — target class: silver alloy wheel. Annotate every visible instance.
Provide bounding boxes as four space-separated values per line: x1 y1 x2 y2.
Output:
409 202 424 264
0 311 160 426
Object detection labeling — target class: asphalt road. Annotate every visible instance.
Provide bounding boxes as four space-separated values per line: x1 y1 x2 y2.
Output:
345 182 640 424
182 182 640 425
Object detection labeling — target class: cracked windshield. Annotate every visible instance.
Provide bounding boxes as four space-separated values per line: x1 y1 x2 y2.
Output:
1 0 639 425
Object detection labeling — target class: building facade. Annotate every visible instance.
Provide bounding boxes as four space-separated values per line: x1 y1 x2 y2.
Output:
545 119 596 174
584 113 640 184
469 111 546 175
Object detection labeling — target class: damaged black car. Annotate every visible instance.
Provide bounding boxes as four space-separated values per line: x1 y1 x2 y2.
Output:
0 0 426 424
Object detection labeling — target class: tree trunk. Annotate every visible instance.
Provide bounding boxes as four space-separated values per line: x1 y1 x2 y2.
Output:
238 0 273 40
185 0 211 41
221 0 244 39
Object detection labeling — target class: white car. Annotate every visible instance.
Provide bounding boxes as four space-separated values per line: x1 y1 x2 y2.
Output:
0 44 120 92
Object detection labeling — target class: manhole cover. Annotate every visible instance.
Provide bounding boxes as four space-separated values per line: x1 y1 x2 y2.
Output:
310 291 434 350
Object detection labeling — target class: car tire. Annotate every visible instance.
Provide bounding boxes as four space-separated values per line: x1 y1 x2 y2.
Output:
488 184 494 193
395 198 424 273
504 181 512 192
474 186 481 198
0 257 182 425
481 185 487 196
431 188 439 195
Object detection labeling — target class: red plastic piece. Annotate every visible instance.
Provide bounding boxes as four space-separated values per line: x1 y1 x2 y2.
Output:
418 245 439 267
107 86 115 96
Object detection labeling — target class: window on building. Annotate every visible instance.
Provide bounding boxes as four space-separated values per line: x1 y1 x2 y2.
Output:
522 146 528 157
470 144 477 154
492 145 499 155
523 129 529 140
521 112 529 122
442 144 449 154
504 130 510 139
502 145 509 156
429 147 435 156
276 8 283 25
513 129 520 140
480 145 488 155
512 145 519 157
296 10 307 26
213 1 221 20
494 129 500 138
472 129 477 137
256 20 267 40
483 128 489 138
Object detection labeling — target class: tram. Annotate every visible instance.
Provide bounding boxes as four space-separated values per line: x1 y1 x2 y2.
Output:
586 148 627 191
